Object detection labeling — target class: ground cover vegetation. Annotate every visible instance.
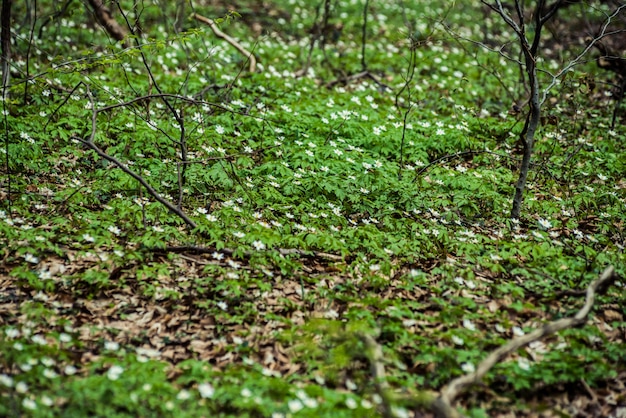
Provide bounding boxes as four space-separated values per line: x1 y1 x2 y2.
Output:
0 0 625 416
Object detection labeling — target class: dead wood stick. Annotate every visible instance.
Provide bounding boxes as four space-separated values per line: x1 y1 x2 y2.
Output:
192 13 256 73
358 333 394 418
437 266 618 414
76 88 197 230
155 245 344 262
356 267 618 418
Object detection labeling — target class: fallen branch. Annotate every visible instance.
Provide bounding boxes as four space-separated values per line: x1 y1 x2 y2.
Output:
358 333 402 418
358 266 618 418
153 245 344 262
437 265 618 415
192 13 257 73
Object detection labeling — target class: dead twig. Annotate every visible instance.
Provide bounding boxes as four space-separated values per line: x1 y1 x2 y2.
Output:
152 245 343 262
357 267 618 418
74 87 198 230
357 333 397 418
87 0 129 48
325 70 391 91
437 266 618 415
192 13 257 73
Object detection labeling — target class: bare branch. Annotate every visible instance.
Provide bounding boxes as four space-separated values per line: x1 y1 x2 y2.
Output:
439 266 618 409
540 0 566 25
86 0 129 47
156 245 344 262
358 333 394 418
192 13 257 73
76 88 198 230
541 3 626 105
488 0 523 35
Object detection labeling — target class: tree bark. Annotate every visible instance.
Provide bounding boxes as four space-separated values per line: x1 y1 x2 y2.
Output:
1 0 11 99
87 0 128 47
511 48 541 219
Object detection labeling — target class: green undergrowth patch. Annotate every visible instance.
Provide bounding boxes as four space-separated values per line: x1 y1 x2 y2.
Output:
1 0 625 417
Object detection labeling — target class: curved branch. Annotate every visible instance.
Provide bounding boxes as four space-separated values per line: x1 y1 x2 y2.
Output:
192 13 257 73
75 88 197 230
87 0 128 47
358 267 618 418
439 266 618 408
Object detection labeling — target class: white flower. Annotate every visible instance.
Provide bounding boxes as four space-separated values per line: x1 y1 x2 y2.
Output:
461 362 475 373
227 260 241 269
288 399 303 413
215 125 225 134
5 328 19 339
211 252 224 260
538 218 552 230
324 310 339 319
31 334 47 345
0 374 13 387
252 240 266 250
82 234 95 243
16 381 28 393
241 388 252 398
206 214 218 222
346 379 357 391
451 335 464 346
462 319 476 331
64 365 77 375
107 225 121 235
198 383 214 399
512 326 525 336
345 397 358 409
303 397 318 408
104 341 119 351
176 390 191 400
24 253 39 264
517 357 531 370
107 365 124 381
391 407 410 418
22 398 37 410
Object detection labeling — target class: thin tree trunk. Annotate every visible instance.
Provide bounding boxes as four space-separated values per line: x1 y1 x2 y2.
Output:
87 0 128 47
1 0 11 99
511 54 541 219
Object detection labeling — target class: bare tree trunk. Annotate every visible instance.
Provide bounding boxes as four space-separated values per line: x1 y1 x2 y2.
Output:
485 0 560 219
511 51 541 219
1 0 11 99
87 0 128 47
